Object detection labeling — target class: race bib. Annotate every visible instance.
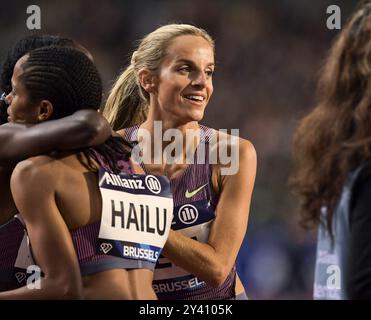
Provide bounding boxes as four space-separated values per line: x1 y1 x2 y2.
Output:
97 168 173 265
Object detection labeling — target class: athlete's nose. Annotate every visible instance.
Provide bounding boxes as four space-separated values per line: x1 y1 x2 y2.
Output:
192 71 207 87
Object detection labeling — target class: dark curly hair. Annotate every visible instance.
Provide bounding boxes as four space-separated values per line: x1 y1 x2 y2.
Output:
18 46 131 171
21 46 101 119
291 1 371 234
0 35 83 124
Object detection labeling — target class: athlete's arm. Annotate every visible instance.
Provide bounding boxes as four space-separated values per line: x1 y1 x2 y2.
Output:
0 109 111 165
162 139 256 287
0 158 82 299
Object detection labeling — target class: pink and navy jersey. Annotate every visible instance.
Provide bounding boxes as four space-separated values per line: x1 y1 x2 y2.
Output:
123 125 237 300
70 149 159 275
16 147 161 279
71 220 157 276
0 217 28 291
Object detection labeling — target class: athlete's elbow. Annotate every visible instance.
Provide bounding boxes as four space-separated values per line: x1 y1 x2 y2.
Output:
63 287 82 300
77 111 111 146
57 279 83 300
46 274 83 300
82 123 101 145
206 265 230 288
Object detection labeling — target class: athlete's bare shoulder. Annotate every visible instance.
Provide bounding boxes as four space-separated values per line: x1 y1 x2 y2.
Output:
211 129 256 169
11 154 62 186
214 129 254 149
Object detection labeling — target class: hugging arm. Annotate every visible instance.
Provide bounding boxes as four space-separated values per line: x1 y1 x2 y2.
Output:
0 109 111 165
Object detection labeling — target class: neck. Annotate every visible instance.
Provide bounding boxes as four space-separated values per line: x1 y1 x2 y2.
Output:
137 115 201 166
140 119 199 136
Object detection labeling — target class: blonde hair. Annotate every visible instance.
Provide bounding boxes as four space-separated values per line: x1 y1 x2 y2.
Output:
103 23 214 130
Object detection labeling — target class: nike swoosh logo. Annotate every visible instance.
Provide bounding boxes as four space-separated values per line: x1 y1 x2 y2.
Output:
185 183 208 198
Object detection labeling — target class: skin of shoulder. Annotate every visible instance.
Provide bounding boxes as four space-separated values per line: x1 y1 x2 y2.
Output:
213 129 256 160
210 129 257 194
8 154 83 299
12 154 60 192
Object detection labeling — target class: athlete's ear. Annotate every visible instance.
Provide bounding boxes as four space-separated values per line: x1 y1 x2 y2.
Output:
37 100 53 122
138 68 158 94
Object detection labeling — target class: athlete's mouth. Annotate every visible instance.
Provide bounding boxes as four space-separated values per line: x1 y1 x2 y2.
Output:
183 94 206 103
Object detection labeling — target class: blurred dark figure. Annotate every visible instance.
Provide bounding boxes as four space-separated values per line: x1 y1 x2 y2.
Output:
292 0 371 300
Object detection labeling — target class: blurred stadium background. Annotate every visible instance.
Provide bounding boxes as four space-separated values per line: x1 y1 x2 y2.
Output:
0 0 360 299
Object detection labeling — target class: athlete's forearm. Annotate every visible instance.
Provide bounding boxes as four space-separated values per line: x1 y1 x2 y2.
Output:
56 109 112 149
0 110 111 165
162 230 230 287
37 109 112 151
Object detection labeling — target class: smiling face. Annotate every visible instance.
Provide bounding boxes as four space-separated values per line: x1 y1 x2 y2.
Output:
6 55 41 124
152 35 215 124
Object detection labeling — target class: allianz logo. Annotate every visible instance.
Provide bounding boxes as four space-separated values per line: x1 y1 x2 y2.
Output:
178 204 199 224
103 172 161 194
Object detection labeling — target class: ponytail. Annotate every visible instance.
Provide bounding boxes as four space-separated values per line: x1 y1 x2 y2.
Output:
103 64 148 131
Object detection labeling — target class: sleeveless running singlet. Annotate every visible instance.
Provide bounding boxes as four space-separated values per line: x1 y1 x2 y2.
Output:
123 125 237 300
73 148 173 275
0 216 32 291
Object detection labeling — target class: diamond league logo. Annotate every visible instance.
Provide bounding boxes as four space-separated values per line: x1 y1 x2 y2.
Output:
15 272 27 283
100 243 113 254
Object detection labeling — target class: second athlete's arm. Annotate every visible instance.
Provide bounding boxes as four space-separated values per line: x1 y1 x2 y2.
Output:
162 139 257 287
0 109 111 165
0 158 83 299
